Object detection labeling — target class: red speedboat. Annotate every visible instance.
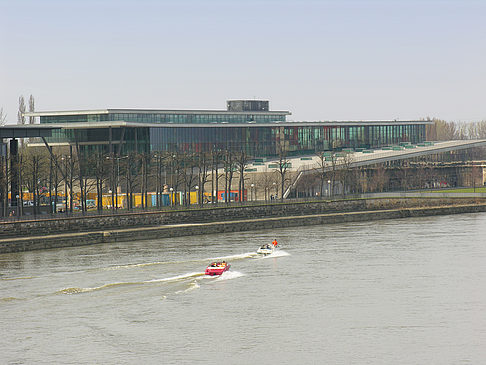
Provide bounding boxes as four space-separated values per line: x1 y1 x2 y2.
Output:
205 261 230 276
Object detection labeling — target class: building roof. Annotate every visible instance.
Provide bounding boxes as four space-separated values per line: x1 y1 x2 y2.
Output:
0 124 61 138
246 139 486 174
24 108 291 117
11 120 433 130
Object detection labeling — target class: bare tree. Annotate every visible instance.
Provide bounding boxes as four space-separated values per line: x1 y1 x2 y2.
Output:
90 152 108 211
337 153 354 197
313 151 329 197
0 153 9 216
141 153 149 209
197 152 211 206
125 152 139 210
296 173 319 198
28 95 35 124
169 152 186 206
426 118 460 141
255 169 274 201
223 149 237 204
21 149 47 215
50 153 63 212
373 165 389 192
471 162 481 192
75 142 86 212
17 96 26 125
396 163 411 191
235 149 250 203
327 153 340 197
356 168 369 193
466 120 486 139
181 153 198 206
0 108 7 126
210 148 224 204
274 145 291 200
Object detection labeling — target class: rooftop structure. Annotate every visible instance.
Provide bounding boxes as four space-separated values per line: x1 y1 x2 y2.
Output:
26 100 290 125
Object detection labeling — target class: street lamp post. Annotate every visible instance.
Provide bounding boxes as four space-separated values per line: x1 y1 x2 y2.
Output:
169 187 174 207
108 190 113 213
250 183 254 201
195 185 199 206
327 180 331 198
116 158 120 210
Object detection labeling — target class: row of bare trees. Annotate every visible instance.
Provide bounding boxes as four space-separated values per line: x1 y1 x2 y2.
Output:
2 142 484 216
0 143 297 216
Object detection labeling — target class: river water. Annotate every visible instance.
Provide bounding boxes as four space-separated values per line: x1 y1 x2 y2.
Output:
1 213 485 364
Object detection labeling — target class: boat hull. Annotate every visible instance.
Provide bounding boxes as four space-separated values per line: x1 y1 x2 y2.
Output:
205 264 230 276
257 245 275 255
256 248 274 255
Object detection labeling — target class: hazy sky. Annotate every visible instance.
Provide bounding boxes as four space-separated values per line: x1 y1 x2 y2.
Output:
1 0 485 123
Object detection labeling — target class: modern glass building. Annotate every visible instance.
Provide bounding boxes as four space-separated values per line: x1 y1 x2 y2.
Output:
26 100 431 157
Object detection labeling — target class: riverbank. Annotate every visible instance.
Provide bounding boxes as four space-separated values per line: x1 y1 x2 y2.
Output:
1 198 486 253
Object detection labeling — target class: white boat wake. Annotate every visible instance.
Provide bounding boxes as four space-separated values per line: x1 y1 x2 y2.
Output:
175 281 201 294
256 249 290 259
205 252 257 262
96 252 258 272
59 249 286 295
213 270 245 281
145 272 204 283
58 272 205 294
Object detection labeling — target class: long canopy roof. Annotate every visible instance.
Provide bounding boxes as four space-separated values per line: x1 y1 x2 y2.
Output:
0 125 61 138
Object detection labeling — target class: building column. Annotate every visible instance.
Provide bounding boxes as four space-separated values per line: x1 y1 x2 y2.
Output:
10 139 19 207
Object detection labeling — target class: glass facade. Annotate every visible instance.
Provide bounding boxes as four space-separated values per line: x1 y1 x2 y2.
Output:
40 111 286 125
41 114 109 123
149 124 427 156
108 112 285 124
38 108 428 157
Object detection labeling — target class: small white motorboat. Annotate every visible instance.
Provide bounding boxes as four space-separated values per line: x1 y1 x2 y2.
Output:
256 244 274 256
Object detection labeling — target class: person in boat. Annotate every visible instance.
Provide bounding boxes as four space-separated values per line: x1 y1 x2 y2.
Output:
222 261 226 266
272 239 278 247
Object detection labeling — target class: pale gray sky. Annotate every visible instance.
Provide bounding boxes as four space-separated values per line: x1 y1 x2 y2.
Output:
1 0 485 123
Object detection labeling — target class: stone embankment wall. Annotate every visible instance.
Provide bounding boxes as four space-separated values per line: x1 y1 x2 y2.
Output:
1 198 485 253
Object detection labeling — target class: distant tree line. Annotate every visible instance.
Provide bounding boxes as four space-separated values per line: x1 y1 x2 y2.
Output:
426 118 486 141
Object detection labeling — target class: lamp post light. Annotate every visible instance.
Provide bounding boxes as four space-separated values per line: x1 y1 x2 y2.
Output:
169 187 174 207
108 190 113 213
327 180 331 198
195 185 199 206
250 183 255 201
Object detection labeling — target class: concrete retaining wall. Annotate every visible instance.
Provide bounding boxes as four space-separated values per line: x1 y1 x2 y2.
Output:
1 201 485 254
0 197 483 239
